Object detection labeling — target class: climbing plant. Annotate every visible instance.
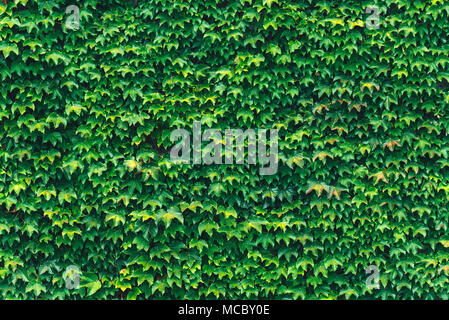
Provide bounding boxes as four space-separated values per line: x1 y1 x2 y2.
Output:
1 0 449 299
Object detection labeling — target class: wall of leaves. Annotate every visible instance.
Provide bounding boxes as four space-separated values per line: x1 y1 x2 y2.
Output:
1 0 449 299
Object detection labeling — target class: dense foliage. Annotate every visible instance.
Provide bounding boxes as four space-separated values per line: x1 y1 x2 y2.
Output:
1 0 449 299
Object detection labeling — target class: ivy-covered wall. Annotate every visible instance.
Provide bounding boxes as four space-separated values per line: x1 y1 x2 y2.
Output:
2 0 449 299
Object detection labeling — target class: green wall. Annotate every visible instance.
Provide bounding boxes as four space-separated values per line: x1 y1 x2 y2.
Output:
1 0 449 299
